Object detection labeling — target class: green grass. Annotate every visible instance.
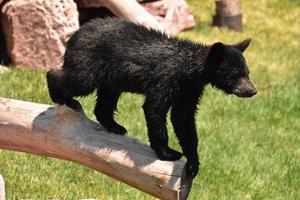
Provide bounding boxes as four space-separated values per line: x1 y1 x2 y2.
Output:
1 0 300 199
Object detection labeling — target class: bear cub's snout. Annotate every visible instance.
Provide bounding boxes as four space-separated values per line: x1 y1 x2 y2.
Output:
233 75 257 98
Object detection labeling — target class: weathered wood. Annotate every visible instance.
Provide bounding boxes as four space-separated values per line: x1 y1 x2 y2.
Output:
77 0 163 32
0 97 192 200
213 0 242 31
76 0 196 36
0 175 4 200
105 0 164 32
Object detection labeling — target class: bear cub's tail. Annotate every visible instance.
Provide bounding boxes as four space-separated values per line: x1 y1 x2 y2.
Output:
46 69 65 105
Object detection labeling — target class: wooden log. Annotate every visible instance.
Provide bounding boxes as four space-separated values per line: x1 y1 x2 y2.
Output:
77 0 164 33
213 0 242 31
0 97 192 200
0 175 4 200
76 0 196 36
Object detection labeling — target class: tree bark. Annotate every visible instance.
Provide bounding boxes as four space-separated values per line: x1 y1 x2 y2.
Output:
213 0 242 31
0 97 192 200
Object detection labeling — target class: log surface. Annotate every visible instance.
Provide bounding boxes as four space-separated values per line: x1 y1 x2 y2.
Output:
0 97 192 200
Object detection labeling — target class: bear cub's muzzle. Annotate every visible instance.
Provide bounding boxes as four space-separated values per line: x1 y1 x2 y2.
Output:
233 75 257 98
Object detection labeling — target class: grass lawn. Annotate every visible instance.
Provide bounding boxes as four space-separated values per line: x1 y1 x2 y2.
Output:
1 0 300 199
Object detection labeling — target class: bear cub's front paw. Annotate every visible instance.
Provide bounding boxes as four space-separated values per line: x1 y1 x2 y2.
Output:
106 124 127 135
155 146 183 161
65 99 82 112
186 160 199 178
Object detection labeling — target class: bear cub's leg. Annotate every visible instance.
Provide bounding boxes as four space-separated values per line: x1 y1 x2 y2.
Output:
170 89 201 178
46 70 65 105
46 70 81 110
143 97 182 161
94 87 127 135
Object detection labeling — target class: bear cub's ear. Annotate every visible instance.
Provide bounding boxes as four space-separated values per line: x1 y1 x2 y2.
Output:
208 42 226 60
231 38 252 52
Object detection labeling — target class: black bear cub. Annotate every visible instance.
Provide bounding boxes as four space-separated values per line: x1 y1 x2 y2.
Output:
47 18 256 178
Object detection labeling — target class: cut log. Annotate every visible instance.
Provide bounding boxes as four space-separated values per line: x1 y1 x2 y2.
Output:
0 97 192 200
213 0 242 31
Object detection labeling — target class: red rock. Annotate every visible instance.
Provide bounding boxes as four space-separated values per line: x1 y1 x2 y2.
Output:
1 0 79 69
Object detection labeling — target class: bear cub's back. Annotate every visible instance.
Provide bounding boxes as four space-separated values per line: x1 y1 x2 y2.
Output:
63 18 206 92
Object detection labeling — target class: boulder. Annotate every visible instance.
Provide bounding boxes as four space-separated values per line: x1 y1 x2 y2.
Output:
1 0 79 69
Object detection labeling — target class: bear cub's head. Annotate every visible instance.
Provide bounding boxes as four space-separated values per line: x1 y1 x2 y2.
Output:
207 38 257 98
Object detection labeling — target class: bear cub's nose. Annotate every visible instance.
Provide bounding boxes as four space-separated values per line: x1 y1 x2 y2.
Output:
248 88 257 97
233 77 257 98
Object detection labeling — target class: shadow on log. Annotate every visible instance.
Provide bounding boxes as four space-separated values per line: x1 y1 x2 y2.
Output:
0 97 192 200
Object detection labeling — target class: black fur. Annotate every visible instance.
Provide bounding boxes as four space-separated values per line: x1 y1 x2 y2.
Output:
47 18 256 178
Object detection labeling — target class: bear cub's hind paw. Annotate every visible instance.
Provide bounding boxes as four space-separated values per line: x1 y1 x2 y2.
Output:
186 161 199 178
